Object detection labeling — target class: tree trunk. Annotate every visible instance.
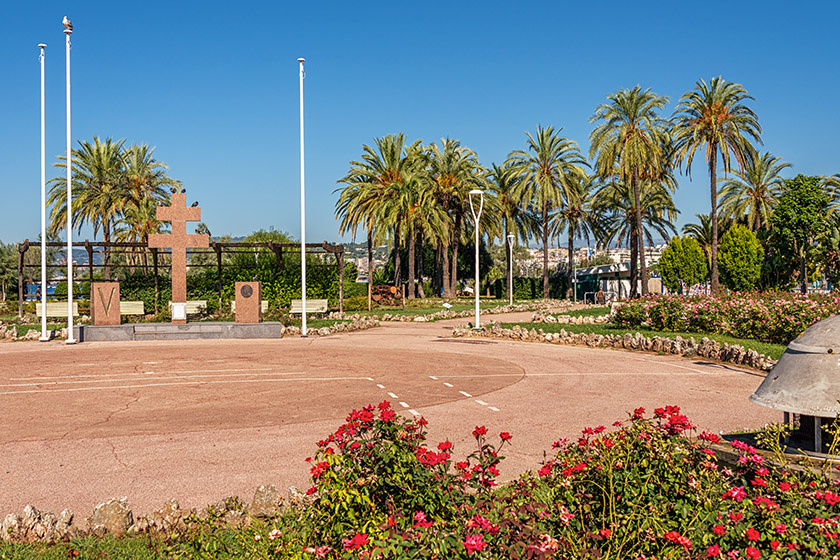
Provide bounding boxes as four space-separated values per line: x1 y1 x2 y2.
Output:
367 234 373 311
450 214 461 296
800 247 808 294
434 246 442 297
407 231 416 299
442 241 452 298
568 228 575 301
505 222 512 303
416 233 425 298
393 224 401 287
629 228 639 298
103 223 111 280
709 146 721 294
632 170 648 296
542 205 550 299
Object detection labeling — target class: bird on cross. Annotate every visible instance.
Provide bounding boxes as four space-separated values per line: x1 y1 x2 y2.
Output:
62 16 73 32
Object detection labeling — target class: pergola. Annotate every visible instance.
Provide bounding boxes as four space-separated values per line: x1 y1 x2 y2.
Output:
16 240 345 316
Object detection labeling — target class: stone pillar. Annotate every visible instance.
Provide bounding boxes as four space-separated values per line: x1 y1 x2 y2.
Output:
91 282 121 326
235 281 261 324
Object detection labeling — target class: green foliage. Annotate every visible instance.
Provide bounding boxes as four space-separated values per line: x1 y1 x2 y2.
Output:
491 275 568 300
579 253 614 267
611 301 645 327
717 225 763 291
658 236 708 293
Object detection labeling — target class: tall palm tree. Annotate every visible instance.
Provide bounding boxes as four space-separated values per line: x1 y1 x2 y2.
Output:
115 197 168 273
47 137 126 278
428 139 485 297
671 76 762 293
509 126 587 298
551 173 596 295
590 86 670 297
122 144 180 207
718 150 789 231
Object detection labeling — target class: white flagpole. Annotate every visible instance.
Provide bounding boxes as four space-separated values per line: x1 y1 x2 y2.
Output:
64 21 76 344
39 44 49 341
298 58 307 337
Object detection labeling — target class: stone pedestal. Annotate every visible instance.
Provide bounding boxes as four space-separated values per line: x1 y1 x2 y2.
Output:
235 282 261 324
91 282 121 326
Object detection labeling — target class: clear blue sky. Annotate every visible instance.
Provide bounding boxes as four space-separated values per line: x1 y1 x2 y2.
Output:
2 1 837 247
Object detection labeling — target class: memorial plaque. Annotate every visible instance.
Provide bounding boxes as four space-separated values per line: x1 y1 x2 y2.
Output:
235 281 261 324
91 282 120 326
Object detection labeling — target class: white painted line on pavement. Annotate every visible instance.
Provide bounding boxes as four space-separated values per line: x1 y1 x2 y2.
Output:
475 399 488 406
143 361 160 365
399 401 410 408
443 382 454 388
0 376 375 395
376 384 386 389
11 367 278 381
459 391 472 397
488 406 500 412
429 376 438 380
366 377 374 381
527 371 701 377
408 409 420 416
4 371 309 388
388 392 399 399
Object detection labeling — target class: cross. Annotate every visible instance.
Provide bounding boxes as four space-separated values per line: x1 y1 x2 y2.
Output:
148 193 208 323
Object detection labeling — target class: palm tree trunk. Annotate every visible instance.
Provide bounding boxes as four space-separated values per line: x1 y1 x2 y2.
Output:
800 247 808 294
450 214 461 295
568 228 575 301
434 246 442 297
632 170 648 296
367 233 373 312
407 230 416 299
416 233 425 298
709 145 720 294
442 240 452 298
629 229 639 298
104 223 112 280
393 224 401 287
542 205 550 299
505 222 512 303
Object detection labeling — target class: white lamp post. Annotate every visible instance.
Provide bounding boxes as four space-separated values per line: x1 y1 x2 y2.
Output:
297 57 307 337
64 19 76 344
506 233 514 306
38 43 49 342
468 189 484 328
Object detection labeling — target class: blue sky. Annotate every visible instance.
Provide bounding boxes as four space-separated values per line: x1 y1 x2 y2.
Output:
1 1 837 247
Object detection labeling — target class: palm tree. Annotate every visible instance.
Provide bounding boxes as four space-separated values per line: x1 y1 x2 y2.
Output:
487 163 535 302
590 86 670 297
122 144 180 207
718 150 789 231
115 197 168 273
336 133 419 307
47 137 126 278
509 126 587 298
551 173 596 296
682 213 732 268
671 76 762 293
427 139 485 297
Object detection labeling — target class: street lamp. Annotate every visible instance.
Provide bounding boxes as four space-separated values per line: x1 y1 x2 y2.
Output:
63 18 76 344
39 43 49 342
468 189 484 328
506 233 514 306
298 57 307 337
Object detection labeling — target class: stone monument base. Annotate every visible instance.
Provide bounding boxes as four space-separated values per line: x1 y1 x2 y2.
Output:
74 322 286 342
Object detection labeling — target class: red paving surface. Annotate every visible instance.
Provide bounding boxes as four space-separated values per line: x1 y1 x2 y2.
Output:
0 312 779 517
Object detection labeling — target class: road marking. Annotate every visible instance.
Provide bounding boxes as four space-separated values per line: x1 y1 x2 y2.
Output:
475 399 488 406
376 384 386 389
0 376 375 396
10 367 278 381
443 382 454 388
399 401 410 408
3 371 308 388
527 372 702 377
143 361 160 365
388 392 399 399
488 406 500 412
429 376 438 380
408 409 420 416
366 377 374 381
459 391 472 397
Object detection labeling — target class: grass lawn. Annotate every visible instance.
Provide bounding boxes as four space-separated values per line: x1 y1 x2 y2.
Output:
502 321 787 360
0 535 165 560
562 306 610 317
350 298 536 319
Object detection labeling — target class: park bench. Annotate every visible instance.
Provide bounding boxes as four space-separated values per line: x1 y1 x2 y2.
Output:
230 300 269 312
289 299 329 314
36 302 79 318
120 301 145 315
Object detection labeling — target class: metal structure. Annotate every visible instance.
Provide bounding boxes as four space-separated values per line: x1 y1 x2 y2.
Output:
750 314 840 453
16 240 345 316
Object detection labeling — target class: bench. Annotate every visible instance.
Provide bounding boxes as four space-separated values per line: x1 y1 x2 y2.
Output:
289 299 328 314
120 301 145 315
230 300 269 313
36 302 79 318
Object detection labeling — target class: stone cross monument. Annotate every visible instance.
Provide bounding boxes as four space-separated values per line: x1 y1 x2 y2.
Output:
148 193 209 324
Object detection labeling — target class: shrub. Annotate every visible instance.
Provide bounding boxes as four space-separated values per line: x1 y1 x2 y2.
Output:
611 301 645 327
659 235 708 294
718 224 764 291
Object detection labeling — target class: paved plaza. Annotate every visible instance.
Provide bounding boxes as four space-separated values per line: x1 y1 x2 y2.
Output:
0 312 779 516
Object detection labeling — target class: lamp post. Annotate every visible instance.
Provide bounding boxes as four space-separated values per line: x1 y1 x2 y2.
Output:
64 19 76 344
38 43 48 342
468 189 484 328
297 57 307 337
507 233 514 306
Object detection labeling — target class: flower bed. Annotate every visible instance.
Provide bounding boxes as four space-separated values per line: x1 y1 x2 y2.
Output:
612 292 840 345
